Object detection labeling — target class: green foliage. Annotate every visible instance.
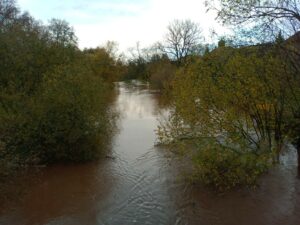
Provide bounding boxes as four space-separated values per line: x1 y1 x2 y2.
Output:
218 38 226 48
83 47 126 82
158 42 300 189
0 1 116 167
148 55 176 89
192 140 271 191
275 31 285 44
166 45 294 154
48 18 78 47
123 57 148 81
121 52 177 90
204 45 210 55
1 65 113 164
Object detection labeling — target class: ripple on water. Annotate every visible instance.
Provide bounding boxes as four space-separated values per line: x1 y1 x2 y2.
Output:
1 81 300 225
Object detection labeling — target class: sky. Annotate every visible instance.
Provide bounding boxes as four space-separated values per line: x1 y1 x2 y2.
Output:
17 0 228 52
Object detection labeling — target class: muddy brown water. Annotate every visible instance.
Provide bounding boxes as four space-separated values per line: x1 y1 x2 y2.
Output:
0 81 300 225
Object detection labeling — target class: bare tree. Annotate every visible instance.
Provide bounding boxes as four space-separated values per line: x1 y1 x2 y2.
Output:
207 0 300 38
160 19 202 65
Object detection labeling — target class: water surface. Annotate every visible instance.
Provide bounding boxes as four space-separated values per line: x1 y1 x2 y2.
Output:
1 81 300 225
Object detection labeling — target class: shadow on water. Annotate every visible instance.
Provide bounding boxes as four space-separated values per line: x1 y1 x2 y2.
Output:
1 80 300 225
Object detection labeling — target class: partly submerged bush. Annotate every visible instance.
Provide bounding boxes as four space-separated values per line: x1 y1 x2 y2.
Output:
0 0 118 171
192 142 271 191
0 65 114 164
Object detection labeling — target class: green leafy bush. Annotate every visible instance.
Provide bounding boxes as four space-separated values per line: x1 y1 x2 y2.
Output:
192 142 271 191
1 65 114 164
148 57 176 90
0 1 117 166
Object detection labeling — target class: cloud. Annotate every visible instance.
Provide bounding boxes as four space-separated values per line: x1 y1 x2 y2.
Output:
17 0 229 52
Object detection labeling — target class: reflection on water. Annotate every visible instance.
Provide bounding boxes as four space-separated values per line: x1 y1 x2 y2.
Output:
0 81 300 225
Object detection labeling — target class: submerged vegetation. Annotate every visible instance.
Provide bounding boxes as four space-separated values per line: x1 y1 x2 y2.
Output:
156 0 300 190
158 43 300 189
192 141 271 190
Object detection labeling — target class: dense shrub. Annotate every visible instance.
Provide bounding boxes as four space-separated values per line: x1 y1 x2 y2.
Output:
157 42 300 190
1 65 113 164
192 142 271 191
0 1 117 166
148 58 176 90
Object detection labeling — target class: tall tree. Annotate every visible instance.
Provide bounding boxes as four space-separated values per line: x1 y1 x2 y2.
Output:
48 19 77 47
160 19 202 65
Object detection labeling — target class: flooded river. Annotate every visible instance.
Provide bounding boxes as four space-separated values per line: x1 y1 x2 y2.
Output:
1 81 300 225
